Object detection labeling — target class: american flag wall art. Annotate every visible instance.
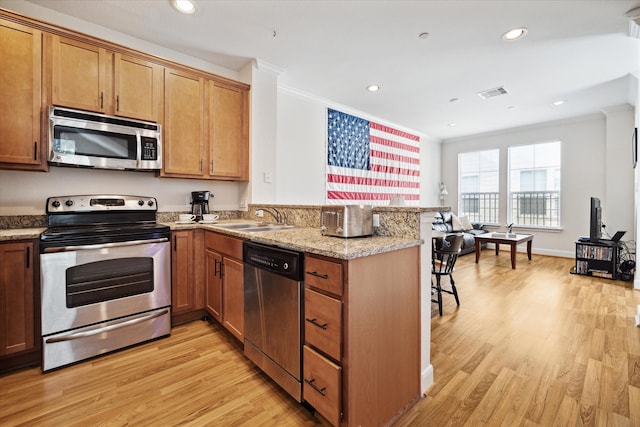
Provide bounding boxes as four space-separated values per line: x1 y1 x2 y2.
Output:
326 108 421 205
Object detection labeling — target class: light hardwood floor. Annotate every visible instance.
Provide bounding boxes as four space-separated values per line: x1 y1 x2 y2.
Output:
1 251 639 426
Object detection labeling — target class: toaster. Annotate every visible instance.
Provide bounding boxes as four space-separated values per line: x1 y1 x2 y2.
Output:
320 205 373 238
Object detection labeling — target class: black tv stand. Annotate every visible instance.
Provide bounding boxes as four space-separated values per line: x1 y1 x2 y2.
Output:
572 239 622 279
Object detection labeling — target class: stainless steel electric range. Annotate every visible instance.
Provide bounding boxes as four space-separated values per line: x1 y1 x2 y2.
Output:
39 194 171 371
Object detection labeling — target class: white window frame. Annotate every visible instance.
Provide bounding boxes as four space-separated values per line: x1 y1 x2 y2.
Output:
507 140 561 229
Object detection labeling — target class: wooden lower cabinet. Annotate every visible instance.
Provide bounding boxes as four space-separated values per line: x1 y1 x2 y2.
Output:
0 240 40 374
204 231 244 341
303 247 420 426
303 346 342 426
171 229 204 325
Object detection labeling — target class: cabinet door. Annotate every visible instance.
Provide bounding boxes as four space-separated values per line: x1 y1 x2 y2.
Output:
163 68 205 177
0 242 34 356
205 249 223 322
0 20 43 168
222 256 244 341
208 81 249 180
51 35 111 113
114 54 163 122
171 230 195 315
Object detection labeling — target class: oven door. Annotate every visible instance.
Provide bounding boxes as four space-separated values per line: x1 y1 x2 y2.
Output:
40 239 170 336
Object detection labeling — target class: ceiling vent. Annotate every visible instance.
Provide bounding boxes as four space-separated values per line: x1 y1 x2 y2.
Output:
477 86 508 99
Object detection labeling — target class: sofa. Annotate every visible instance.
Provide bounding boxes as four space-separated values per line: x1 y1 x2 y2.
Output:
432 211 488 255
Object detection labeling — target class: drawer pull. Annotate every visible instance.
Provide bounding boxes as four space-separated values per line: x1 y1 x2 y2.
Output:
307 271 329 279
306 317 328 330
304 378 326 396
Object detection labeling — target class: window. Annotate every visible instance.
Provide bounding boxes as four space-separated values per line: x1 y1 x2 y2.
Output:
508 141 561 227
458 149 499 224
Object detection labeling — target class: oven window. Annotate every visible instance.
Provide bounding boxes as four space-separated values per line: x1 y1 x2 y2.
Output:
66 258 154 308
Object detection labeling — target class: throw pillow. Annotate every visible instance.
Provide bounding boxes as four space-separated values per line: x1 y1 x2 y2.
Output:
459 216 473 231
451 213 464 231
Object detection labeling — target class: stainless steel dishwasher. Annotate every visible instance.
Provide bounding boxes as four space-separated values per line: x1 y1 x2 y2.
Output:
243 241 305 402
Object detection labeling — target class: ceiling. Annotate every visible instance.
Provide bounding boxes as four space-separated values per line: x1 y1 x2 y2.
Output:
14 0 640 140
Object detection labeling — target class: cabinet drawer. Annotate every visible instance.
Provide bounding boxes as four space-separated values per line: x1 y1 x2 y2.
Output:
303 345 342 427
304 256 343 296
205 231 243 259
304 288 341 361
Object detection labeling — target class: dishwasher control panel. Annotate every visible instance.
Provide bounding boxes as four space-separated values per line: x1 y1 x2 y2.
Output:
243 241 304 281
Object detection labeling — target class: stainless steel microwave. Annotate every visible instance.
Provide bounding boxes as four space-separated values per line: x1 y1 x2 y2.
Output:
48 106 162 171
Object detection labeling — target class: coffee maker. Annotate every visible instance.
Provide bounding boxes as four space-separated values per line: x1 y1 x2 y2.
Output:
190 191 211 221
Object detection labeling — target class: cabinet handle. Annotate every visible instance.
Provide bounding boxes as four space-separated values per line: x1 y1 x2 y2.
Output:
33 142 37 160
220 261 225 279
304 378 326 396
100 91 104 109
214 259 221 277
116 95 120 111
305 317 328 330
26 246 30 269
200 159 203 173
306 271 329 280
173 235 177 251
210 160 214 174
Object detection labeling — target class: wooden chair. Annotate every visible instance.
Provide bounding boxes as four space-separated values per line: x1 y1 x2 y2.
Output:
431 234 464 316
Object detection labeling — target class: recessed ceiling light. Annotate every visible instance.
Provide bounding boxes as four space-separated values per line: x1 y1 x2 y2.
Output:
449 98 460 103
170 0 199 15
502 27 528 41
552 100 566 106
448 123 457 127
366 84 381 92
418 32 430 39
507 106 517 110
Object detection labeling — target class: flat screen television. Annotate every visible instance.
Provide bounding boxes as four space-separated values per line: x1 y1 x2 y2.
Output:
590 197 602 242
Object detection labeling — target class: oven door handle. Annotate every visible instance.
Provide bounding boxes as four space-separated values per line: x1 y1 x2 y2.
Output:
44 309 169 343
42 237 169 253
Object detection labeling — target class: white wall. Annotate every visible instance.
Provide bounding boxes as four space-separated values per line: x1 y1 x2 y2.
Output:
441 109 635 258
0 167 240 215
274 88 442 206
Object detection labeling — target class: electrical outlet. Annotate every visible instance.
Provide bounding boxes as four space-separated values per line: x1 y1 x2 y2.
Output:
239 198 247 209
373 214 380 227
255 209 264 218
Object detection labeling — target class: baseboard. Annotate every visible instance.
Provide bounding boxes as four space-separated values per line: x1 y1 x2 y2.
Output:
421 364 434 395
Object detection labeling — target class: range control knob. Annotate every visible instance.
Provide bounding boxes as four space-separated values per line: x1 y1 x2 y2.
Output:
65 200 74 207
147 200 155 207
138 200 144 206
51 200 61 208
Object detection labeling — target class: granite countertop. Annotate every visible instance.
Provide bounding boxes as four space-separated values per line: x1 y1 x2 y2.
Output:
0 228 45 241
0 220 424 260
164 221 423 260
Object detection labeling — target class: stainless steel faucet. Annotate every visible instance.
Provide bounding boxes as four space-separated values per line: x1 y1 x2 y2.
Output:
257 207 283 224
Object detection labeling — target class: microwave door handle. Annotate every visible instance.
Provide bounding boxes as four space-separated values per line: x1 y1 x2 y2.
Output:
42 237 169 253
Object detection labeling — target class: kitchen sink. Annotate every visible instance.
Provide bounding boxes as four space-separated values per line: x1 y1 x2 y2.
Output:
215 222 296 233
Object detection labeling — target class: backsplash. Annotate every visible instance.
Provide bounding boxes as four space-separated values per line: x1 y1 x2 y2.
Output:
1 205 437 240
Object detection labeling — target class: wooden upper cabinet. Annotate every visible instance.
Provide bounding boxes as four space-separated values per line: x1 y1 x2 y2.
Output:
50 36 163 121
51 35 111 113
113 53 163 122
162 68 205 177
0 19 45 170
208 81 249 180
